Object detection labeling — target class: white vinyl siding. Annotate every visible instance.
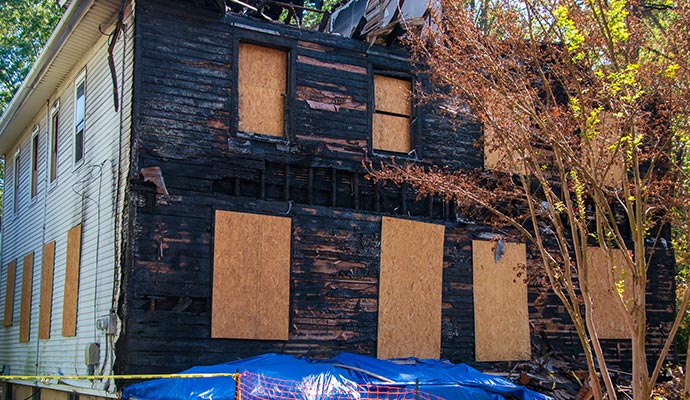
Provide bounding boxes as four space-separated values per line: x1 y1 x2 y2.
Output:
0 2 134 395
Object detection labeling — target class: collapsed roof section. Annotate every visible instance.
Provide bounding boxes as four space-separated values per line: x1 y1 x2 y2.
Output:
329 0 434 44
217 0 433 44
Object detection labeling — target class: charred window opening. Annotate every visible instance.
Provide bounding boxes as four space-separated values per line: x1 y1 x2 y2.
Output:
372 74 413 154
238 42 289 138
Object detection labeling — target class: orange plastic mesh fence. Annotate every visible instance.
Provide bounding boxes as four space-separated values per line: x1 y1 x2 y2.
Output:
236 370 447 400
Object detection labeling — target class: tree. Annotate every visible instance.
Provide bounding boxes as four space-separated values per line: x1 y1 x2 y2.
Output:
0 0 62 113
369 1 690 398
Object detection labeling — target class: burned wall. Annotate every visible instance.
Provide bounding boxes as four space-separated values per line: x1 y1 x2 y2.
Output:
117 0 677 375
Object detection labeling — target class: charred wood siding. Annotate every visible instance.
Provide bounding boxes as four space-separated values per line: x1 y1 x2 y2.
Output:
119 0 677 375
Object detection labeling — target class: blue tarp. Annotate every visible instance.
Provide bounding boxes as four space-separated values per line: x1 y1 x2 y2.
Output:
122 353 553 400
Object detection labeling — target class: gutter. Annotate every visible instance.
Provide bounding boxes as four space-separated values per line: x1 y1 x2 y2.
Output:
0 0 95 151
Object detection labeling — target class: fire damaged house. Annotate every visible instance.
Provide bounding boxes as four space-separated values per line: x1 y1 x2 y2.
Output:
0 0 677 398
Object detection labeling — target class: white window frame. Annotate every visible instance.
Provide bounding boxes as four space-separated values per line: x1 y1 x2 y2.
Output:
48 99 60 187
30 125 40 200
73 70 86 167
12 149 20 216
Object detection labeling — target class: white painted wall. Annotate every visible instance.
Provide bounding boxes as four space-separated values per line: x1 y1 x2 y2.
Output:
0 1 134 396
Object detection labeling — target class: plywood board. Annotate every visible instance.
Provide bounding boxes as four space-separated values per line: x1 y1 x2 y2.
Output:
238 43 287 137
39 241 55 339
587 247 631 339
583 112 625 188
212 210 291 340
62 224 82 337
373 113 410 153
378 217 444 359
473 240 530 361
3 259 16 327
483 125 524 174
374 75 412 116
19 252 34 343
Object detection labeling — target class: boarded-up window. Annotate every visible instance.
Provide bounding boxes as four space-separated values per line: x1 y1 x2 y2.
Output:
238 43 287 137
19 252 34 343
212 210 291 340
3 260 17 327
373 75 412 154
587 247 631 339
582 112 625 188
62 224 82 337
378 217 444 359
39 241 56 339
473 240 530 361
483 125 525 174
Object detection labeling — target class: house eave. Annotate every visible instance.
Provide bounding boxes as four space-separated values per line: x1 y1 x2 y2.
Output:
0 0 121 155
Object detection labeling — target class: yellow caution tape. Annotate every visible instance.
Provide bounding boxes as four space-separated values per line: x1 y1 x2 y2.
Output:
0 373 239 381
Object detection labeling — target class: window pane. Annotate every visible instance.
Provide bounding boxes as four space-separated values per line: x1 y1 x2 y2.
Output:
50 113 58 182
31 134 38 198
13 155 20 213
75 128 84 163
75 82 85 125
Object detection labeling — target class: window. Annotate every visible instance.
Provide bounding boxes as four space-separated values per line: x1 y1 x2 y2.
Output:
13 150 20 214
62 223 82 337
3 259 17 327
483 125 525 174
212 210 291 340
587 247 631 339
472 240 530 361
237 43 287 138
372 75 413 154
378 217 444 359
74 71 86 164
49 100 60 184
31 127 39 199
19 251 33 343
39 241 55 339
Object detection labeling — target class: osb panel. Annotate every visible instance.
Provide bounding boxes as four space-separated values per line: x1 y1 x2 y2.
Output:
3 259 16 327
473 240 530 361
378 217 444 359
39 241 55 340
238 43 286 137
373 113 410 153
374 75 412 116
583 112 625 188
19 252 34 343
587 247 632 339
62 224 82 337
212 210 291 340
483 125 524 174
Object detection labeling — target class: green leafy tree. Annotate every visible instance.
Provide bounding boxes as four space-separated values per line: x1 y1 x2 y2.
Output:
0 0 62 113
